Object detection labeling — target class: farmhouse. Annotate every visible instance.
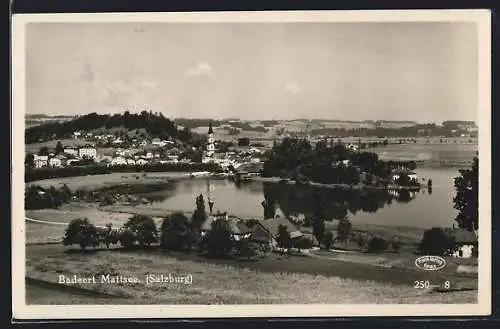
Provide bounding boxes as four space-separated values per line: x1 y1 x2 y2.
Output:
443 227 478 258
200 212 252 241
251 216 304 248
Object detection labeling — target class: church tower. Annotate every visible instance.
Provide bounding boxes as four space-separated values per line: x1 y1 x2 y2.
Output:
206 122 215 157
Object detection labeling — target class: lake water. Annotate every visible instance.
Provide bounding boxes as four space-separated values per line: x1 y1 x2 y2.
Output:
141 167 462 229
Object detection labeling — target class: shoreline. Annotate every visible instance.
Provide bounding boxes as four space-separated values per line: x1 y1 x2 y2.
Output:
27 201 429 246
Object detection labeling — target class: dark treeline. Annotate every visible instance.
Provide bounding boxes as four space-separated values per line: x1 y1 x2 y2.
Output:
261 182 410 222
25 184 73 210
26 111 193 144
262 138 395 185
25 162 221 182
310 123 474 138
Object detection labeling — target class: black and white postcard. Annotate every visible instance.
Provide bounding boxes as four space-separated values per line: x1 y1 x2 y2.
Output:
11 10 491 319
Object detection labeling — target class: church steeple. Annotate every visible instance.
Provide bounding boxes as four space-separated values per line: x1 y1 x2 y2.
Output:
206 121 215 157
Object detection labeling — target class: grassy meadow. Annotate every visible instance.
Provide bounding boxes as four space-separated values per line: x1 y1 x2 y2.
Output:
26 249 477 305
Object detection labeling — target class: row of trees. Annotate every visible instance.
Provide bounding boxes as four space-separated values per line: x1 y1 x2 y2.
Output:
63 212 258 258
308 123 473 138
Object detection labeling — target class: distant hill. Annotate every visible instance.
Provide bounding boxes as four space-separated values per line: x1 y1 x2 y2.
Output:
25 111 194 144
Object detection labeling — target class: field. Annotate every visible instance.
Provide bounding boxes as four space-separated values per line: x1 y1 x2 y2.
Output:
27 172 188 190
25 246 477 305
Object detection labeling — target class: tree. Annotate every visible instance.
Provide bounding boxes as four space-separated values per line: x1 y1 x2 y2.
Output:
202 219 234 256
337 219 352 243
55 141 64 155
312 217 325 247
238 137 250 147
122 215 158 247
418 227 455 256
453 157 479 231
160 212 195 251
276 224 292 251
261 199 277 219
38 146 49 156
191 194 207 229
62 218 99 251
323 231 334 250
98 223 119 249
118 228 138 248
25 153 35 168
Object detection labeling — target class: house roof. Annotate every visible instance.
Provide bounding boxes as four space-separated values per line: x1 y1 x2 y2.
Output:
200 215 251 235
254 217 303 239
392 168 417 175
443 228 477 244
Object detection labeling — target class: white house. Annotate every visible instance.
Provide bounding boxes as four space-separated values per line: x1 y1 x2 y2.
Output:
33 155 48 168
444 227 478 258
136 158 149 166
78 147 97 159
111 156 127 166
63 148 77 156
48 157 62 167
126 158 136 165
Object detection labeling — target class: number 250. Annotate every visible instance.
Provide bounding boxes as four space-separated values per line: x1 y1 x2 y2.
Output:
414 280 430 289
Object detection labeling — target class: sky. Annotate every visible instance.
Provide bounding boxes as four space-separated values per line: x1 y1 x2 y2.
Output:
26 22 478 123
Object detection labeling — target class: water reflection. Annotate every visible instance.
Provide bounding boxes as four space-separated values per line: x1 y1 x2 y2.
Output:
141 178 422 223
260 182 416 221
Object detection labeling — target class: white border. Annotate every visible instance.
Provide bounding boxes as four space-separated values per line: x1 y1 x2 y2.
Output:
12 9 492 319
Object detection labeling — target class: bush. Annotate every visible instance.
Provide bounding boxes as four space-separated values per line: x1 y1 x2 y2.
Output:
418 227 455 256
62 218 100 250
366 236 389 253
323 231 334 250
122 215 158 247
97 223 119 248
292 236 314 250
336 219 352 243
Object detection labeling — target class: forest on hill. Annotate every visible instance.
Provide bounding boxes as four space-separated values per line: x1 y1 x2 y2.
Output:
25 111 194 144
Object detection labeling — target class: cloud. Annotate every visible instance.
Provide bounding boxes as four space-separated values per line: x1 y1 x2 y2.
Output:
284 82 301 94
185 62 213 76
